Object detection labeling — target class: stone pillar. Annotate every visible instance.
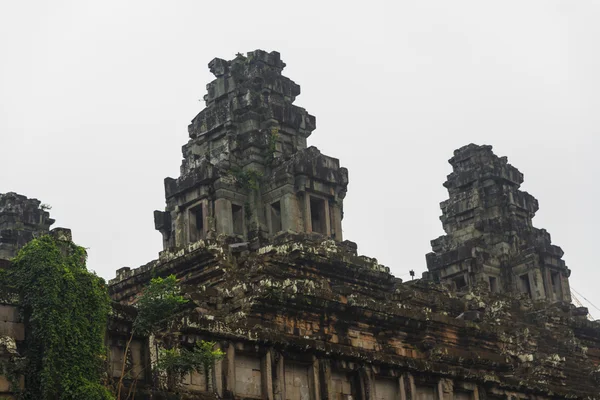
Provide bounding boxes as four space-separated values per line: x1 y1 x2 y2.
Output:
224 343 235 395
215 198 233 236
281 193 302 232
309 356 321 400
359 367 373 400
303 192 312 233
399 376 406 400
473 385 480 400
438 378 453 400
262 349 274 400
323 198 331 237
560 273 572 302
403 373 416 400
331 201 343 241
213 342 224 396
530 269 547 301
542 268 553 301
321 360 333 400
273 352 285 400
174 207 185 248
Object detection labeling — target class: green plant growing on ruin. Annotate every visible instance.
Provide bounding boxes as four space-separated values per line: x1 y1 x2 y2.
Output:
3 235 113 400
155 341 224 391
264 127 279 165
229 167 263 191
132 275 187 335
244 201 252 219
117 275 224 397
116 275 187 398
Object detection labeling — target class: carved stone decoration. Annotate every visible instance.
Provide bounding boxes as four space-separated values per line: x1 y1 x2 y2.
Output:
425 144 571 302
154 50 348 251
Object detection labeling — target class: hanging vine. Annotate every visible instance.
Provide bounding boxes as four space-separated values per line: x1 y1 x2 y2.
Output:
3 235 113 400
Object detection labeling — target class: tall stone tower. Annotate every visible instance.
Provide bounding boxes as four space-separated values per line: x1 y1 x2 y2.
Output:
154 50 348 250
0 192 55 265
425 144 571 302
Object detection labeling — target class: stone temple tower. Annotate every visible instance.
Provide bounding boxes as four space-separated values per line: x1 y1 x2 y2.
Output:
425 144 571 302
154 50 348 250
0 192 55 265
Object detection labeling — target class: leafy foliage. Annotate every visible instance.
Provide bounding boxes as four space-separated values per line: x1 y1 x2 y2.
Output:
5 235 113 400
264 127 279 165
155 341 224 390
127 276 224 392
132 275 187 336
229 166 263 191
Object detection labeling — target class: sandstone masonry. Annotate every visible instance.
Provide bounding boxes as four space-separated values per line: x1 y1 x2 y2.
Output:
1 50 599 400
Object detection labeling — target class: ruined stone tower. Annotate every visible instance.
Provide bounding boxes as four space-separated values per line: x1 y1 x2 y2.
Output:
425 144 571 302
0 50 599 400
154 50 347 250
0 192 54 264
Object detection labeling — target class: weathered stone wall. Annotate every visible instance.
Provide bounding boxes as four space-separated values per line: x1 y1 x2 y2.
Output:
0 192 52 398
3 51 599 400
0 192 54 262
425 144 571 303
108 235 600 399
154 51 348 251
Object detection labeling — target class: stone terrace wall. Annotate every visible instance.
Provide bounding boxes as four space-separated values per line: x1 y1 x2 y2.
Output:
108 235 600 400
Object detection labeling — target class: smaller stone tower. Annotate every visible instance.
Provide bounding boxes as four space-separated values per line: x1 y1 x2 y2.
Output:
0 192 55 264
425 144 571 302
154 50 348 250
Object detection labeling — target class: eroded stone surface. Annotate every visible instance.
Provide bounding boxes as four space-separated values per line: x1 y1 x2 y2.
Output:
0 192 54 263
104 52 600 400
425 144 571 303
3 50 600 400
108 234 600 399
154 50 348 251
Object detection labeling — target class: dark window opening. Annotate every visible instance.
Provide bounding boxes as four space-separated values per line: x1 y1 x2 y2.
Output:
232 204 244 236
310 196 326 234
520 274 532 298
189 205 204 242
270 201 282 234
454 275 467 290
489 276 498 293
551 272 560 295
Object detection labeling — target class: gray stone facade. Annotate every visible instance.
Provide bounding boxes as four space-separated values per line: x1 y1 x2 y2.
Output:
0 192 54 263
154 50 348 251
425 144 571 302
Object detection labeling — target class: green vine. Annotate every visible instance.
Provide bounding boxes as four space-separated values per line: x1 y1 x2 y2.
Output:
155 341 224 391
264 127 279 165
244 201 252 219
4 235 113 400
229 167 263 191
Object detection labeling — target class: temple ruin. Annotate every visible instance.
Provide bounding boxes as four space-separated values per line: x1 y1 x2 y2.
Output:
0 50 599 399
153 50 347 250
425 144 571 302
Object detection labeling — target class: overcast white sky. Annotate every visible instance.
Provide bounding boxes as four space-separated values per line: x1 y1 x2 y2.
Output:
1 1 599 315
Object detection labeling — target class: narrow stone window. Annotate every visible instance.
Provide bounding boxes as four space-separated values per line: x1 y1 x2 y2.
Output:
489 276 498 293
520 274 532 298
309 196 326 234
270 201 282 234
232 204 244 236
551 271 560 295
454 275 467 290
189 205 204 242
